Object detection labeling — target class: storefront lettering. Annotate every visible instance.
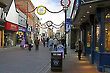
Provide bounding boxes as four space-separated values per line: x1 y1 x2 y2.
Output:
11 25 17 30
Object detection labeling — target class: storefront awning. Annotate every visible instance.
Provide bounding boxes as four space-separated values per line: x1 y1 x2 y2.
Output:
73 0 110 25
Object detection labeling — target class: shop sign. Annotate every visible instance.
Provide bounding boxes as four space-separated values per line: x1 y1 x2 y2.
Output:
4 21 18 31
18 26 26 32
72 0 79 19
66 18 72 32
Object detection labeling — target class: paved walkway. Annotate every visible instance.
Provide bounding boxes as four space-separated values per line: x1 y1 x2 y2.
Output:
0 44 101 73
47 49 101 73
0 43 51 73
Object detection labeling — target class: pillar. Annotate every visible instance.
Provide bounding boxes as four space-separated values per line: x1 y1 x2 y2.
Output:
96 7 105 72
90 14 95 64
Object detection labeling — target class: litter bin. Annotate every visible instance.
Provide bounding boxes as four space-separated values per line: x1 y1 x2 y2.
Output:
51 51 63 71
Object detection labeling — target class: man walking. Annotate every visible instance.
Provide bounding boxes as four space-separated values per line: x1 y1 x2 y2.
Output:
78 41 83 60
34 37 39 50
28 37 33 51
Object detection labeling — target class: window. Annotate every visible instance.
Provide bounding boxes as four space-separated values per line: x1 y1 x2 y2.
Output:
95 25 100 52
87 31 91 47
105 12 110 52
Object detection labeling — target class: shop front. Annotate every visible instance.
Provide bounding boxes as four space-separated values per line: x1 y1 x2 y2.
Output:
16 26 26 44
0 19 5 48
90 7 110 72
72 0 110 72
97 7 110 71
4 21 18 47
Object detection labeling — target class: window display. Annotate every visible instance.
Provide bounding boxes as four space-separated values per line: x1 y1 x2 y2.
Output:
96 25 99 52
105 12 110 52
87 31 91 47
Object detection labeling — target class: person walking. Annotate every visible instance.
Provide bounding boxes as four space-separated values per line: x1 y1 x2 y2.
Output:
42 38 46 47
78 40 83 60
49 37 53 51
57 41 64 58
34 37 39 50
46 37 49 47
61 37 65 46
28 37 33 51
53 38 58 51
20 38 25 49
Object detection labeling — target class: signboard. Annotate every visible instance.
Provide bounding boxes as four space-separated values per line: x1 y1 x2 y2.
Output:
18 26 26 32
72 0 79 19
66 18 72 33
5 21 18 31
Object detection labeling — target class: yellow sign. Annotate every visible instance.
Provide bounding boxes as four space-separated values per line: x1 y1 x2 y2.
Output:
36 5 46 15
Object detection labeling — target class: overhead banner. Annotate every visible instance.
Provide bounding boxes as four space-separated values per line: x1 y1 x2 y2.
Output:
66 18 72 33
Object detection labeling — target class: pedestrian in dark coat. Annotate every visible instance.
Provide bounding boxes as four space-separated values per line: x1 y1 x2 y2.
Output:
28 37 33 51
46 37 49 47
78 41 83 60
42 38 45 47
34 37 39 50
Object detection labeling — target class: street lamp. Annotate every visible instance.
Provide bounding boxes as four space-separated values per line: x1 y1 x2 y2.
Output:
61 0 71 54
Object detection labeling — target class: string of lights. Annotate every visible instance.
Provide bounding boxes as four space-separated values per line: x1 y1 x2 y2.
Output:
45 7 64 13
25 6 64 13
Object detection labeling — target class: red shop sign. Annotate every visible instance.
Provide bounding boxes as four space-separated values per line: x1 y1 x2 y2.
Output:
4 21 18 31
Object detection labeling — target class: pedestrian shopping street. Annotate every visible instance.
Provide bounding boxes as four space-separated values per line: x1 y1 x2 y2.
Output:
0 43 100 73
0 0 110 73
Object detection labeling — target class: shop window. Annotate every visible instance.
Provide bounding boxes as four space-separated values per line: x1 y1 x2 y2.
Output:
87 31 91 47
105 24 110 52
96 25 99 52
105 12 110 52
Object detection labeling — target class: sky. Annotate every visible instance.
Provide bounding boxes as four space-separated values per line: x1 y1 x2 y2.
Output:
31 0 65 27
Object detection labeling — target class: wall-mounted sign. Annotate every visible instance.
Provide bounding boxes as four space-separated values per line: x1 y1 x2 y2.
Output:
18 26 26 32
66 18 72 33
36 5 46 15
72 0 79 19
60 0 71 7
4 21 18 31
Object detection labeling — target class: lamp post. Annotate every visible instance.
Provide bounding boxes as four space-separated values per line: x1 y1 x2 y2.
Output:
64 9 67 54
61 0 71 55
